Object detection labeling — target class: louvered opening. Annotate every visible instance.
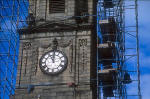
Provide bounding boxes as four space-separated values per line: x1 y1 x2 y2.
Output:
49 0 65 13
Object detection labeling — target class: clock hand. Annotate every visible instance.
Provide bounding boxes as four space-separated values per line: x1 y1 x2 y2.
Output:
50 56 54 63
54 52 55 63
52 52 55 63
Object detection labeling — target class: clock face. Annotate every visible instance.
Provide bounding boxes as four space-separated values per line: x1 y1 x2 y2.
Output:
39 50 68 75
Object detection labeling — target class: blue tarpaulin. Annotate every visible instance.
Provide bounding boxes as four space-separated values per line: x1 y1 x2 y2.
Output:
0 0 28 98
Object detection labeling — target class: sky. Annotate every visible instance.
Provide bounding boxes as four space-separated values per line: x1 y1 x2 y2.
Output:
138 1 150 99
124 0 150 99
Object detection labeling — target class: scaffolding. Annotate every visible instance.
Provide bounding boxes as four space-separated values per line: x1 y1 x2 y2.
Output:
97 0 141 99
0 0 27 99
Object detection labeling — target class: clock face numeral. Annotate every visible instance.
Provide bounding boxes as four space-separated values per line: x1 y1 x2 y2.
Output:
58 66 62 70
39 50 68 75
45 67 48 70
61 62 65 65
45 55 49 58
42 63 45 66
49 69 52 72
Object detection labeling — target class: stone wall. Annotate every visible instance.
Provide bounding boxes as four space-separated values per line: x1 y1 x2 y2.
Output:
14 0 97 98
29 0 94 25
14 30 94 99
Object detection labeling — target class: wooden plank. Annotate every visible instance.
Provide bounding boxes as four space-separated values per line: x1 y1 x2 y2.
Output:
98 68 117 74
99 20 109 24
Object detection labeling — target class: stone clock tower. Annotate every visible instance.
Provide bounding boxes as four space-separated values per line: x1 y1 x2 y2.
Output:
14 0 97 99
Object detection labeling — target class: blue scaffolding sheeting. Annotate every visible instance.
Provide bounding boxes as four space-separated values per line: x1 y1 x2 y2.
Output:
0 0 28 99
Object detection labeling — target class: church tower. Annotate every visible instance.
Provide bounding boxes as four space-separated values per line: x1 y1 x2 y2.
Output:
14 0 97 99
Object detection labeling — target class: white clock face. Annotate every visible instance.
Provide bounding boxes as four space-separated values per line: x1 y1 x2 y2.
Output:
39 50 68 75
